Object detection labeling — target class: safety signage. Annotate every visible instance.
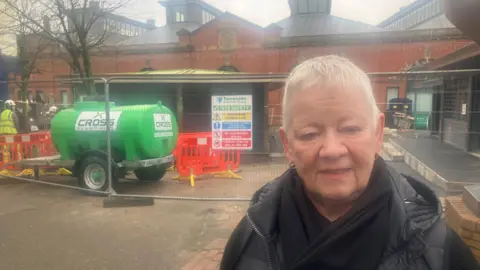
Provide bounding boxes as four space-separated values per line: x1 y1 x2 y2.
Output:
154 113 173 138
75 111 122 131
221 112 252 121
211 95 253 150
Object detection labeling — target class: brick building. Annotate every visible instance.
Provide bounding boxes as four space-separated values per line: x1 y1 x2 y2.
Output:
19 0 473 126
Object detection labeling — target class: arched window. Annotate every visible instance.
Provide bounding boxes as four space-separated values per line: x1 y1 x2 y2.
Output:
218 65 239 72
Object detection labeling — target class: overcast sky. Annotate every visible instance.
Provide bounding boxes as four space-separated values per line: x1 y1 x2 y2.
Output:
120 0 417 27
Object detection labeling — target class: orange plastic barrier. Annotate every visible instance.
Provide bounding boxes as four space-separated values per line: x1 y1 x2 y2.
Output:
173 132 242 187
0 131 241 183
0 132 58 176
168 132 212 172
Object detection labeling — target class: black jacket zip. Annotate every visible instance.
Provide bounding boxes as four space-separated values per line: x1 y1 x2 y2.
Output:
246 212 274 270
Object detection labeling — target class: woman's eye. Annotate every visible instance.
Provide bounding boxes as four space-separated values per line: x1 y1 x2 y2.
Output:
298 133 317 141
341 126 361 133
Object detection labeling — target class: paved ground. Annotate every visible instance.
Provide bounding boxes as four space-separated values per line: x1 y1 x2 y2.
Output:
0 179 248 270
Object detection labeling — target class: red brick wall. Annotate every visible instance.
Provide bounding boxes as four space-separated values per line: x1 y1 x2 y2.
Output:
21 15 473 118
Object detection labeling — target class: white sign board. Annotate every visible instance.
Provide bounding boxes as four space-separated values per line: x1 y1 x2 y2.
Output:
75 111 122 131
211 95 253 150
154 113 173 138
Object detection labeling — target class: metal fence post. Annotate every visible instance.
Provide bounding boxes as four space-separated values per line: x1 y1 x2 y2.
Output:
103 78 116 196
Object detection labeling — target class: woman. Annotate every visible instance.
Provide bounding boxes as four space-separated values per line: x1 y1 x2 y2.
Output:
220 55 479 270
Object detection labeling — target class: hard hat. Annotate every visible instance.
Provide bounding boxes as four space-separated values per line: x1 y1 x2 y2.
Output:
5 100 15 106
49 106 58 113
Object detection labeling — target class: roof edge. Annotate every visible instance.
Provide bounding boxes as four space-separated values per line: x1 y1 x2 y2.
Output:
266 28 467 48
159 0 223 15
378 0 432 27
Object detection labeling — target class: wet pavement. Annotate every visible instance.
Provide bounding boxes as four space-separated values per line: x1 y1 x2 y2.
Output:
0 179 248 270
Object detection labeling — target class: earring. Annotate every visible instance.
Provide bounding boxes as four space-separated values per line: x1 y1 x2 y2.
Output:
289 162 296 168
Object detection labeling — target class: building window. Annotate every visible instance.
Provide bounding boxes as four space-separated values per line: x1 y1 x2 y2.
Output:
202 10 214 24
34 90 44 104
298 0 308 13
308 0 319 13
61 91 69 105
427 2 433 18
129 25 134 36
121 23 127 35
295 0 328 14
387 87 399 104
46 95 54 104
416 91 433 113
173 6 186 23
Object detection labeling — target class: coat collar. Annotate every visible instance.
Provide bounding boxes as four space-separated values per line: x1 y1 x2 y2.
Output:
246 161 442 251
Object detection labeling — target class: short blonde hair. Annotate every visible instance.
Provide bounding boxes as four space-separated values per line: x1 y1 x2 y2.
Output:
282 55 380 131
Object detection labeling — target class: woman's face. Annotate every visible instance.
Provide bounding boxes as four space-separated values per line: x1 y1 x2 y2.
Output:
281 86 384 203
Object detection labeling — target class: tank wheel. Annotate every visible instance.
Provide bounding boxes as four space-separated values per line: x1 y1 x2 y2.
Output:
134 164 168 182
78 156 118 192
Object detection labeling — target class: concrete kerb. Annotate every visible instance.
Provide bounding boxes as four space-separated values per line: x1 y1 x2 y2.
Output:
382 142 404 162
388 138 472 194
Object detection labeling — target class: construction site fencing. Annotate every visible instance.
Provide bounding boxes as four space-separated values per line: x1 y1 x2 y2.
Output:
1 71 480 202
0 76 281 202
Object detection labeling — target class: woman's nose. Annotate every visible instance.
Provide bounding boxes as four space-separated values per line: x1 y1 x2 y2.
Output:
318 131 348 159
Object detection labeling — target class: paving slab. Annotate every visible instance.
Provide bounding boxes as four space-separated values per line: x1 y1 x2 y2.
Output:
0 181 248 270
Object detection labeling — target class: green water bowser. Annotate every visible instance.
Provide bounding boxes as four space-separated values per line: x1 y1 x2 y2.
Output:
50 101 178 191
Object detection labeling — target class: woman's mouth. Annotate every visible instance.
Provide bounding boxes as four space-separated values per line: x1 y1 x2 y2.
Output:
318 168 352 179
320 168 351 174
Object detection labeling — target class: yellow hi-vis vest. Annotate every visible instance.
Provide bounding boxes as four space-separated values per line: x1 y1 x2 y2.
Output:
0 109 18 135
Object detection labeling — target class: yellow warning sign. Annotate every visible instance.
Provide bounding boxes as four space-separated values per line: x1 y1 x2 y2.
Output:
222 112 252 121
212 113 221 121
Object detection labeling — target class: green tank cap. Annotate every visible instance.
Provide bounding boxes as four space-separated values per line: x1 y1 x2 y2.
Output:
157 101 162 106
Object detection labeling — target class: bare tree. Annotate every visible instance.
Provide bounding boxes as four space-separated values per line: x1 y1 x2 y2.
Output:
0 0 130 95
0 0 49 126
